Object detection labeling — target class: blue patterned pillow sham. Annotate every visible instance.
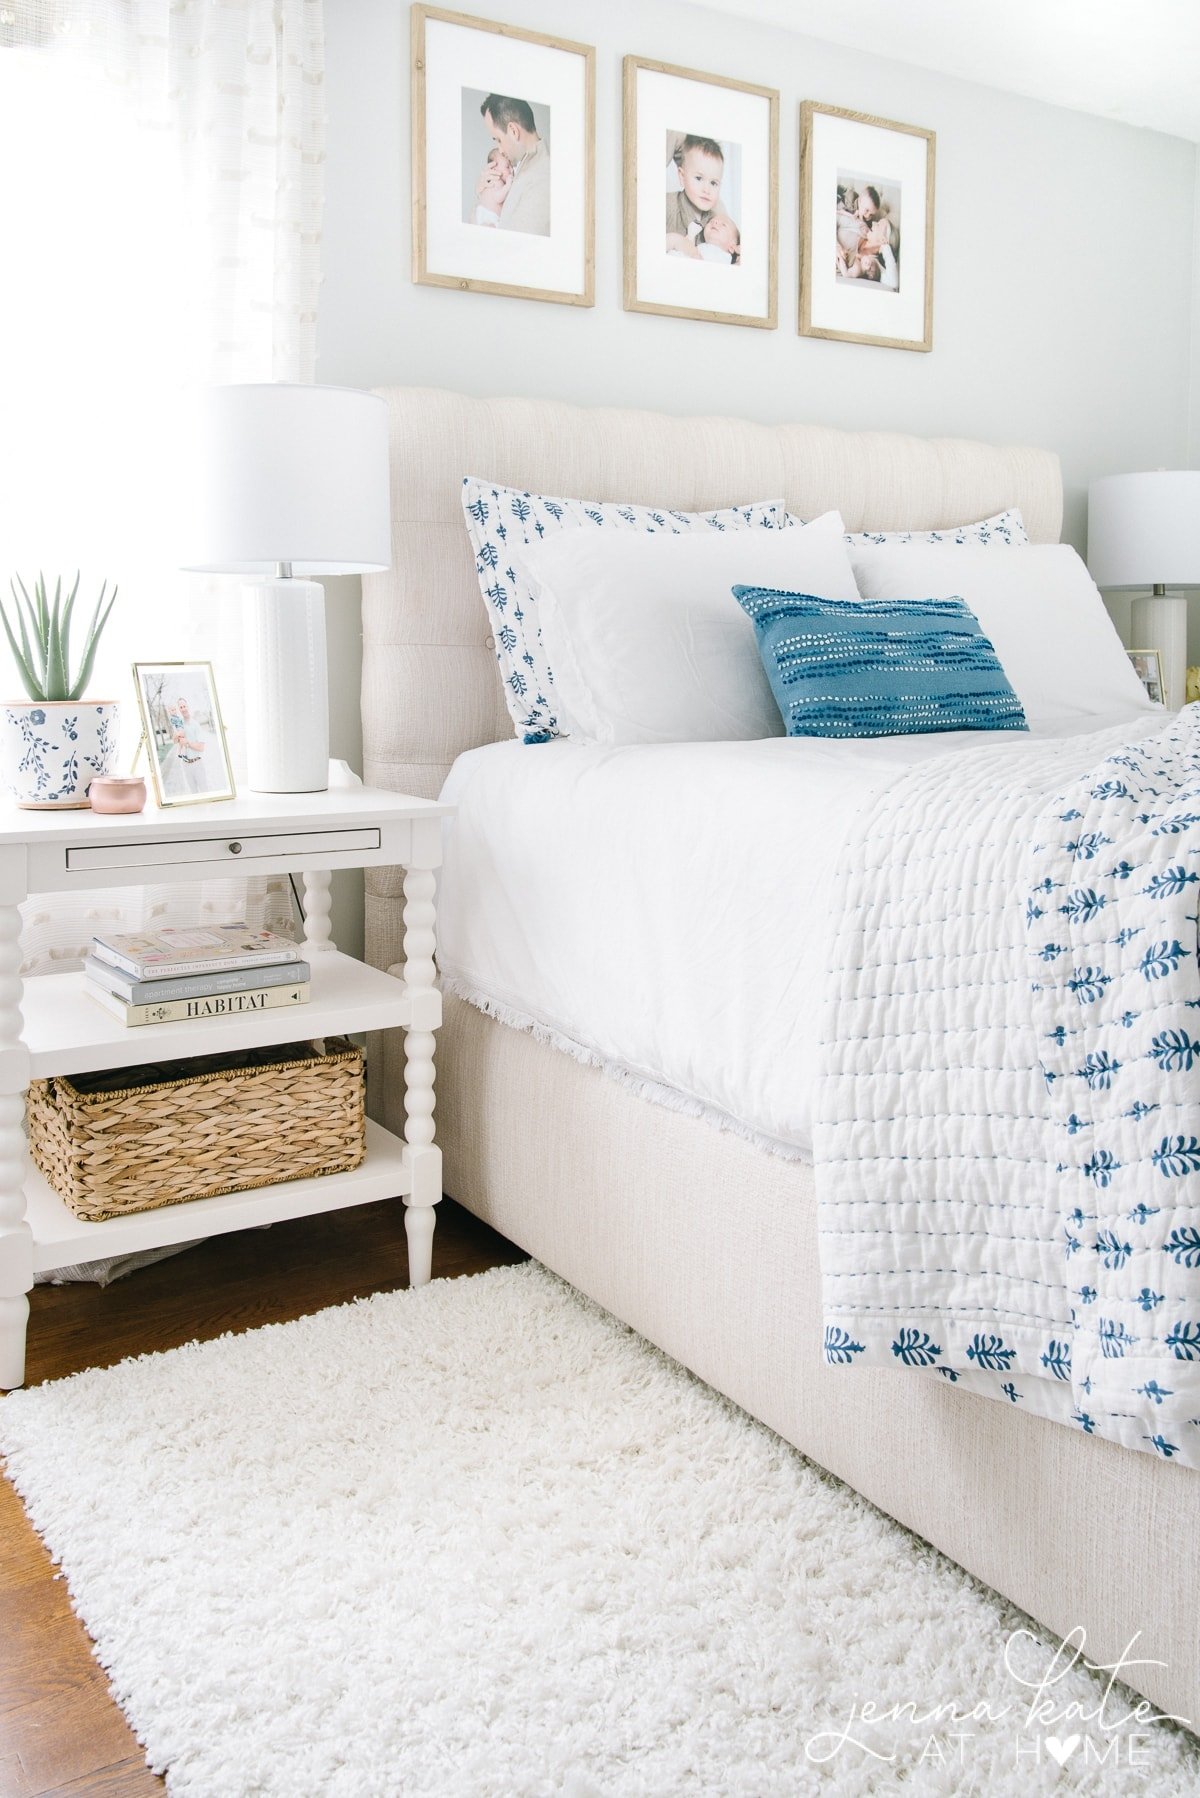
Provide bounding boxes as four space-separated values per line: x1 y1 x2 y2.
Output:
732 588 1028 740
785 508 1029 547
461 479 786 742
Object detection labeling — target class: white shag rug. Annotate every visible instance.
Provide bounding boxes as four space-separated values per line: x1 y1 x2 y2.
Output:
1 1264 1196 1798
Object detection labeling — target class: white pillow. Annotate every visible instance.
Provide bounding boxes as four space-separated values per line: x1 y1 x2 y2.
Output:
849 542 1156 728
461 478 787 741
521 511 859 744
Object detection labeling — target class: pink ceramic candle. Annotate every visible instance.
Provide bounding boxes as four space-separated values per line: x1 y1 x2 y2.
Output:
88 775 147 814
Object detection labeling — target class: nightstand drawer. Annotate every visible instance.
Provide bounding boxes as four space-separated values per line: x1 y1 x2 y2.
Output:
65 826 382 873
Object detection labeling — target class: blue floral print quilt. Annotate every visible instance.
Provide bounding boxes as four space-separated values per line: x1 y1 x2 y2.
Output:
816 708 1200 1466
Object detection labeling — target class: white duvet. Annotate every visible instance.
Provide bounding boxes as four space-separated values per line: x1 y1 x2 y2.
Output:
437 719 1149 1160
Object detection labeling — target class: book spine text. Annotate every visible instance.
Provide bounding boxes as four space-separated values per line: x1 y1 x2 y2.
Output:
91 983 311 1027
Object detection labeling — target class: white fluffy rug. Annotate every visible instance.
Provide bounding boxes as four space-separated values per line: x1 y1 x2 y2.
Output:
1 1263 1197 1797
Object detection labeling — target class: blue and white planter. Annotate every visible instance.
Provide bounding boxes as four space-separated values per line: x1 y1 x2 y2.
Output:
0 700 119 809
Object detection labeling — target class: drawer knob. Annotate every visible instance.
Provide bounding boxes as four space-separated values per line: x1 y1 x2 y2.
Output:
228 840 243 856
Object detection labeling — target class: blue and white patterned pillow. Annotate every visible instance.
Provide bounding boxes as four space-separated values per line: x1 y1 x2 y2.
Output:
462 479 786 741
732 588 1028 739
785 508 1029 547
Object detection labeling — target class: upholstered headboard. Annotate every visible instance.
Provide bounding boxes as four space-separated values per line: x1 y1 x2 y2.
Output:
361 384 1062 968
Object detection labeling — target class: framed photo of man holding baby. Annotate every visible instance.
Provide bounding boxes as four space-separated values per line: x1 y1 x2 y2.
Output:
799 101 935 351
623 58 778 330
411 7 594 307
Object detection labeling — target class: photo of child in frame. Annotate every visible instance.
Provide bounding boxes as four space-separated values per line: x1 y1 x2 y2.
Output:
133 662 235 806
664 130 742 266
835 170 900 290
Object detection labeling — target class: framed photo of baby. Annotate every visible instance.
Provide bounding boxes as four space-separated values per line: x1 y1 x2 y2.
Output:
411 7 595 307
800 102 935 352
624 58 778 329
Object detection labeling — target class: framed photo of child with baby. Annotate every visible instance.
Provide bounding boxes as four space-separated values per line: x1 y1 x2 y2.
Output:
623 58 778 330
133 662 236 808
411 6 595 308
799 101 935 352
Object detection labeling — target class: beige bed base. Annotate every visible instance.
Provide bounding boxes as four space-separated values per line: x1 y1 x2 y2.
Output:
362 386 1197 1722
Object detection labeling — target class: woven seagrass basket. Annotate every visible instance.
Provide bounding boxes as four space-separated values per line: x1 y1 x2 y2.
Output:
27 1038 365 1222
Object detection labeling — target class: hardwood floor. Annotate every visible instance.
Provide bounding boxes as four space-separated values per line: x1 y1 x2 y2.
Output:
0 1198 526 1798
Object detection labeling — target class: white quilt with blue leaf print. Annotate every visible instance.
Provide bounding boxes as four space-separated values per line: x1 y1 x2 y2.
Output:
817 708 1200 1466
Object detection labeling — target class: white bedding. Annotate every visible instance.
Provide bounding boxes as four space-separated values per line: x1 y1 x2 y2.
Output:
436 716 1151 1159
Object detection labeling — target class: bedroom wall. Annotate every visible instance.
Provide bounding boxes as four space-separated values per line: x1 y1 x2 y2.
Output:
1191 165 1200 471
316 0 1200 953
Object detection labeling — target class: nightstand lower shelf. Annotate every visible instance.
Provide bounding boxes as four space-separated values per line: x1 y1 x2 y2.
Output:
20 952 433 1079
28 1117 412 1273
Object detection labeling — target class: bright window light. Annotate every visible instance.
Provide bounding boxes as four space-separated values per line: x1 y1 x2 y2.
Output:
0 43 198 710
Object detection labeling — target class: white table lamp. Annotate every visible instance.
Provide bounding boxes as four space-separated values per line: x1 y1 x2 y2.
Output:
183 384 390 792
1088 471 1200 711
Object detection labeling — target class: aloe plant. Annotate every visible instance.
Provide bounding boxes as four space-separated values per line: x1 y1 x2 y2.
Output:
0 572 118 703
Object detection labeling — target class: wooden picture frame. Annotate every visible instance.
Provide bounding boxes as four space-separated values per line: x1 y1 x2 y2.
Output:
799 101 935 352
411 5 595 308
133 662 236 808
623 57 778 330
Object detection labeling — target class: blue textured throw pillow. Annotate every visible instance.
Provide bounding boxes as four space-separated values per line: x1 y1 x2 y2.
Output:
731 589 1028 739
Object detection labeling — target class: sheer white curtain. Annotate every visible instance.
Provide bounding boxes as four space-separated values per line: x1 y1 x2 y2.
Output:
0 0 325 971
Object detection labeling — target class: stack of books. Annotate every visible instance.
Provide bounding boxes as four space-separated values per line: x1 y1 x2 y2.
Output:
84 925 310 1028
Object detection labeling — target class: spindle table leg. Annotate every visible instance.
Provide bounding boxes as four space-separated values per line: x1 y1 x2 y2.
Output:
0 901 32 1390
401 845 441 1286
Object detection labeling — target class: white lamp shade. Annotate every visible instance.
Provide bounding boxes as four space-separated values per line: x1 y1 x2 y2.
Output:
181 383 391 575
1087 471 1200 589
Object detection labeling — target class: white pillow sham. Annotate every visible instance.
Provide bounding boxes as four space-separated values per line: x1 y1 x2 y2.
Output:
787 508 1029 547
850 542 1156 729
461 478 786 741
521 511 859 745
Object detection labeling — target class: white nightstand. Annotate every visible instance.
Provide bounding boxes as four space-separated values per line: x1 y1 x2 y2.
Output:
0 777 452 1389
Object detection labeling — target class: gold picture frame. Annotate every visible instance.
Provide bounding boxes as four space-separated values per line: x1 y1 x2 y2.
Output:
623 57 778 329
411 5 595 308
799 100 935 352
132 662 236 808
1127 647 1167 708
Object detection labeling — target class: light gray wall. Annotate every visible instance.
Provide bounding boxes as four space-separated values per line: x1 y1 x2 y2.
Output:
1192 159 1200 468
317 0 1200 949
1189 152 1200 672
319 0 1196 528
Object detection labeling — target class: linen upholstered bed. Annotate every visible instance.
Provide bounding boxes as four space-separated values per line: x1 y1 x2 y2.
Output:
361 387 1199 1724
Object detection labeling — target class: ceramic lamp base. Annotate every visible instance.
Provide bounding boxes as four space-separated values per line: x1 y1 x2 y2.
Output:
244 578 329 792
1131 591 1187 711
